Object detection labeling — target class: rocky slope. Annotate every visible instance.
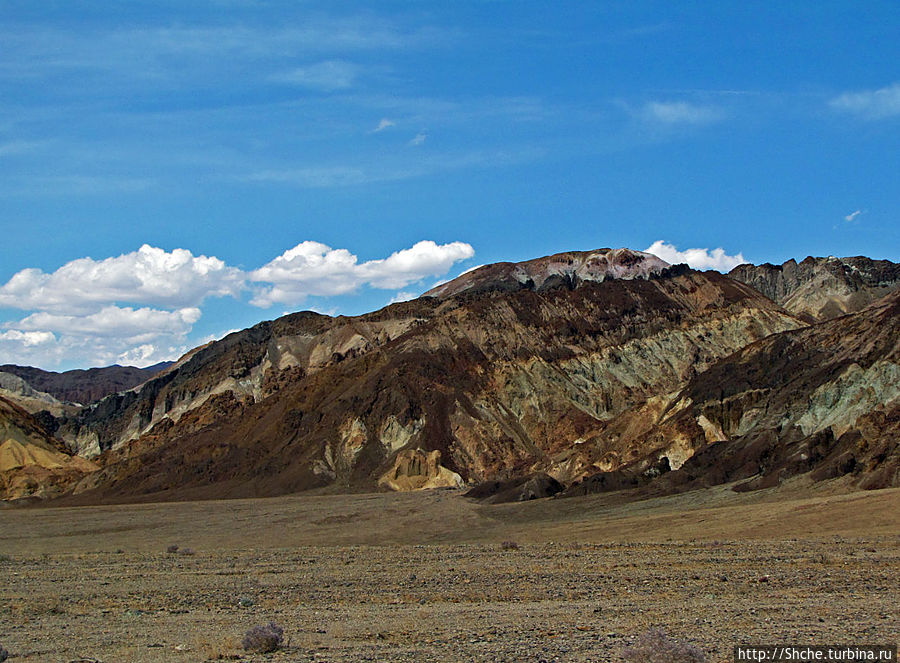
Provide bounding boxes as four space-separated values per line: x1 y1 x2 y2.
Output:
728 255 900 322
0 371 75 417
566 288 900 497
424 248 669 298
0 362 171 406
0 395 97 502
56 249 673 458
63 250 805 502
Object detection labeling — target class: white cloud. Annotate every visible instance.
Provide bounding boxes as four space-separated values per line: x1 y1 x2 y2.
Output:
0 332 65 368
0 324 188 370
389 291 418 304
306 305 338 317
116 343 186 368
13 306 201 340
0 19 434 85
0 244 243 315
409 132 427 146
249 240 474 307
830 83 900 119
270 60 360 91
844 209 864 223
0 239 474 368
0 330 56 347
196 328 241 346
644 240 747 272
640 101 722 126
0 306 199 369
372 118 395 132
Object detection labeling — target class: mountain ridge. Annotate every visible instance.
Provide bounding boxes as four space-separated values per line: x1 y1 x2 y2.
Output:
728 255 900 322
63 263 804 502
0 362 173 406
2 247 898 505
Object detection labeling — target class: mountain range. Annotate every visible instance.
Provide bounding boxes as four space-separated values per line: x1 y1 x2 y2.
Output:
1 249 898 505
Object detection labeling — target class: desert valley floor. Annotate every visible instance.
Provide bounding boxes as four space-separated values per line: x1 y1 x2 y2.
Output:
1 483 898 662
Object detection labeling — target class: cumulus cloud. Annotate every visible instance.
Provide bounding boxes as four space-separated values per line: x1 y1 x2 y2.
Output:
0 244 243 315
409 132 427 146
844 209 864 223
115 343 187 368
388 291 418 304
250 240 474 307
0 330 56 347
14 306 201 340
830 82 900 119
644 240 747 272
640 101 722 125
0 305 199 369
0 239 474 368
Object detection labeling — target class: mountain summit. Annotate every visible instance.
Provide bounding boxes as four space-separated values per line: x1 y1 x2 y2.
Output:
424 248 669 298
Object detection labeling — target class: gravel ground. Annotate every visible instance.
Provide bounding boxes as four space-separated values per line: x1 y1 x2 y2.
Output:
1 538 898 662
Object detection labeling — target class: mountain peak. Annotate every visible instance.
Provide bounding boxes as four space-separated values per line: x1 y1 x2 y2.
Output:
424 248 670 299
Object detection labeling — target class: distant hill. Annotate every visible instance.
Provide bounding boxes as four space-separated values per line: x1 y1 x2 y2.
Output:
0 362 173 405
0 395 97 502
729 255 900 322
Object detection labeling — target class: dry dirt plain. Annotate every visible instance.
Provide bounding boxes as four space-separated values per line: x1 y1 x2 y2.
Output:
1 483 898 662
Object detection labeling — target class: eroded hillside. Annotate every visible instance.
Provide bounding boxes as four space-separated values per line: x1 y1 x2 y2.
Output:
67 250 804 502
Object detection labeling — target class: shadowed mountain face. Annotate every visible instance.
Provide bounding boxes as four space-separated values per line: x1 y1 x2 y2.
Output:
565 289 900 498
728 256 900 323
0 363 172 406
63 254 804 502
670 288 900 492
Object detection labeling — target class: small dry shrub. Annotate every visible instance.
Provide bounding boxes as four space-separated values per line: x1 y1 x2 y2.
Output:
242 622 284 653
0 643 9 662
166 544 180 554
500 540 520 551
622 627 706 663
813 551 833 565
197 634 240 660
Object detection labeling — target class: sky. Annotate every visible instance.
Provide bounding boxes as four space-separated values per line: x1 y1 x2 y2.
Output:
1 1 898 371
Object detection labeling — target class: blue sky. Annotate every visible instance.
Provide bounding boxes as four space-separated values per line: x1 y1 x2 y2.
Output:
1 1 898 370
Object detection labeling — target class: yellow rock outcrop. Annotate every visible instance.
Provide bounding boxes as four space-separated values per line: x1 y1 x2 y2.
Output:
378 448 463 491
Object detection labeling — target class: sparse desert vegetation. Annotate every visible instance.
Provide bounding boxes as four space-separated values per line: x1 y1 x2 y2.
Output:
622 627 707 663
242 622 285 653
0 486 898 661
